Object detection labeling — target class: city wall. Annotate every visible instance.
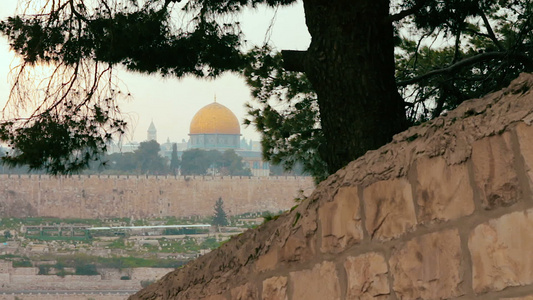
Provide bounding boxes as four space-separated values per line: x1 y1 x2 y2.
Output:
0 175 314 219
0 260 172 299
0 294 127 300
131 74 533 300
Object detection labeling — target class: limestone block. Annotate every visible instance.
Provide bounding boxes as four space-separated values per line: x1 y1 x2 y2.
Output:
515 122 533 190
363 179 417 241
279 228 315 263
471 132 521 209
344 252 390 299
262 276 288 300
255 245 279 272
201 295 227 300
230 283 258 300
319 186 363 253
469 209 533 293
290 261 341 300
390 229 464 299
415 156 475 223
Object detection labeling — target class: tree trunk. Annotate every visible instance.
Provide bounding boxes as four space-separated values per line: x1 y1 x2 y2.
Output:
300 0 407 174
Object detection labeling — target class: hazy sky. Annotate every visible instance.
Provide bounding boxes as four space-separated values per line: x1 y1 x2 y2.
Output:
0 1 311 145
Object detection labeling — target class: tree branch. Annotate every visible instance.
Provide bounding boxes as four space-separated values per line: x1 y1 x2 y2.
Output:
397 51 533 86
452 21 464 63
389 0 428 22
463 27 493 40
479 8 504 51
69 0 89 22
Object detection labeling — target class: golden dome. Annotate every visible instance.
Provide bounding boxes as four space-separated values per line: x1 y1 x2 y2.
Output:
189 102 241 135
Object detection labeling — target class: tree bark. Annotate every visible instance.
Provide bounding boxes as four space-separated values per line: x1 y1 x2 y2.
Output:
298 0 407 174
281 50 307 72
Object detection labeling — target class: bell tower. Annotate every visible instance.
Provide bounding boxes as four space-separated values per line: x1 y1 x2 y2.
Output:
147 120 157 141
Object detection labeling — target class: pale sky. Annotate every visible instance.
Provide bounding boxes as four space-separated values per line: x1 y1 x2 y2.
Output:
0 1 311 145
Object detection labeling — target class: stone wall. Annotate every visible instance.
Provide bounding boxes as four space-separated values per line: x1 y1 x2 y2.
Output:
130 74 533 300
0 294 128 300
0 261 172 298
0 175 314 218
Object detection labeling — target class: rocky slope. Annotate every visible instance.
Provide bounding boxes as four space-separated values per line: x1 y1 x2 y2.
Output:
130 73 533 300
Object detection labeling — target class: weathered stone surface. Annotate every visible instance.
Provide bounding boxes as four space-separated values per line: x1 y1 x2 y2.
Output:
230 283 258 300
501 296 533 300
200 295 227 300
390 229 464 299
336 73 533 190
262 276 288 300
296 201 318 237
255 246 279 273
290 261 341 300
469 209 533 293
319 186 363 253
363 179 417 240
279 228 315 263
344 252 390 299
515 122 533 190
471 132 522 209
415 156 475 223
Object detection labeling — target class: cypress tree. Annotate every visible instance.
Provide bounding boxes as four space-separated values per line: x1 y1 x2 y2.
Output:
212 197 229 230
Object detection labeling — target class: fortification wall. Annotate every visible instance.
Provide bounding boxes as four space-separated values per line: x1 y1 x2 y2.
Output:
0 294 127 300
0 175 314 219
0 260 173 296
130 74 533 300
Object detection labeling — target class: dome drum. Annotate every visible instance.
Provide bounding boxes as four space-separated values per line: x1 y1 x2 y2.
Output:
189 134 240 149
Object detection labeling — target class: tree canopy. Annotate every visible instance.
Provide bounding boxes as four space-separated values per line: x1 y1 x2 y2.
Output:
181 148 251 176
133 140 168 174
1 0 532 179
95 140 168 174
169 143 179 175
245 0 533 180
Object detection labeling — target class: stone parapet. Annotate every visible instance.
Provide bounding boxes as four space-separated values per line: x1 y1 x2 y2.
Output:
131 74 533 299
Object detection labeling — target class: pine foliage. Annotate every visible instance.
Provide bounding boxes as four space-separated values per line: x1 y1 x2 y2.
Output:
1 0 533 178
212 197 228 228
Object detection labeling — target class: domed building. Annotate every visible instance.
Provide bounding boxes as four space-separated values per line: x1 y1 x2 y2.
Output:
108 101 270 176
188 102 241 150
187 101 270 176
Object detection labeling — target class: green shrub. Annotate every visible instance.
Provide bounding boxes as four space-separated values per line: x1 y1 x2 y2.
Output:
38 265 50 275
107 238 126 249
141 280 155 288
74 264 99 275
56 269 72 277
200 237 221 250
12 260 32 268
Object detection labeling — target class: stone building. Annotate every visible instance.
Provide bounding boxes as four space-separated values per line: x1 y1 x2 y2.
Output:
110 100 271 176
186 101 269 176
